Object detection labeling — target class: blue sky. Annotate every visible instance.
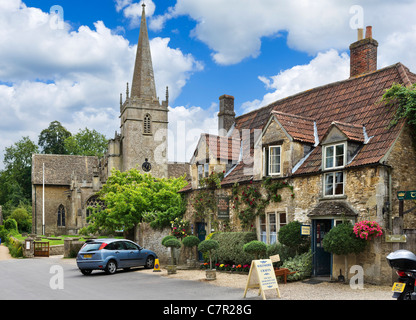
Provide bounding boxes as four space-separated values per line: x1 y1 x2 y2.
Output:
1 0 416 164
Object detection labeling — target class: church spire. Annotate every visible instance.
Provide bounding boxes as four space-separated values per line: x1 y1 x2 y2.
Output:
131 3 157 100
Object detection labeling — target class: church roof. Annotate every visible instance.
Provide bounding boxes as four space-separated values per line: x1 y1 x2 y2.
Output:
219 62 416 185
32 154 99 186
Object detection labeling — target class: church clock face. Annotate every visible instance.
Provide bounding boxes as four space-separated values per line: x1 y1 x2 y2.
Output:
142 158 151 172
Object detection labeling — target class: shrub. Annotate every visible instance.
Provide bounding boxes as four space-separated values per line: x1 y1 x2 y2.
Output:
198 239 219 270
162 237 182 265
266 243 296 267
4 218 18 233
278 221 310 254
161 235 177 246
211 232 257 265
322 222 367 255
10 207 32 233
182 235 200 248
281 250 312 281
243 240 267 260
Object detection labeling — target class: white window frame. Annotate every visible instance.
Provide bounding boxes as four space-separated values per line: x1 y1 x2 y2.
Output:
323 142 346 170
268 145 281 176
259 212 287 245
324 171 345 197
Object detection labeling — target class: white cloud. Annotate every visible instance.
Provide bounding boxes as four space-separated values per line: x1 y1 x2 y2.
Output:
168 104 218 163
115 0 156 28
241 49 350 113
0 0 202 165
154 0 416 66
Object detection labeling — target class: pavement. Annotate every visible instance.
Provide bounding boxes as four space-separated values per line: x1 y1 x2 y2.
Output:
0 244 12 260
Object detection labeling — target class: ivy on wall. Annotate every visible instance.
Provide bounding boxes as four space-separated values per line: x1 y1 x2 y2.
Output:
232 177 294 230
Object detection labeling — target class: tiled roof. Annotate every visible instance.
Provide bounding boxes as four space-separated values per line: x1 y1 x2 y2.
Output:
272 111 316 144
221 62 415 184
32 154 99 186
193 134 240 163
324 121 366 143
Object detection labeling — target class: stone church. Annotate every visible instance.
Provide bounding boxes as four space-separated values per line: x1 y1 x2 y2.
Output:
31 4 189 236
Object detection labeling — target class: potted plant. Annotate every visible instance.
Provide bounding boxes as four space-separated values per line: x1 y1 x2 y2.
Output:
322 221 367 282
198 239 219 280
182 235 200 268
162 237 182 274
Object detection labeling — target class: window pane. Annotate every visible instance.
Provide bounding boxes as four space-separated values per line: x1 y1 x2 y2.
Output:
269 146 281 174
335 172 344 195
325 173 334 196
204 163 209 178
325 146 334 168
260 216 267 243
335 144 344 166
279 213 286 225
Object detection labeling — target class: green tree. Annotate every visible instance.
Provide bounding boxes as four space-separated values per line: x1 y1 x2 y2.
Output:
38 120 71 154
64 128 108 157
0 137 38 205
322 222 367 281
81 169 187 238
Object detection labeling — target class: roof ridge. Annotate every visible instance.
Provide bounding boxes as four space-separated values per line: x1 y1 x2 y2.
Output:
235 62 407 121
272 110 316 122
395 62 413 87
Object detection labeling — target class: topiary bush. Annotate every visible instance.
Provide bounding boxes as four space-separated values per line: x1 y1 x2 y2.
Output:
211 232 257 265
278 220 310 254
182 235 200 248
161 235 176 246
243 240 267 260
198 239 219 270
162 237 182 265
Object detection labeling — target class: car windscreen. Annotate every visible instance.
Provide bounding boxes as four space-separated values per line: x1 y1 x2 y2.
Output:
82 242 104 252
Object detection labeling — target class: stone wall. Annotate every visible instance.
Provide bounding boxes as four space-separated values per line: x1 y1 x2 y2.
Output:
136 223 171 264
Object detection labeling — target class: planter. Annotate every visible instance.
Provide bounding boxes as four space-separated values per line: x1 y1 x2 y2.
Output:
167 265 177 275
205 269 217 280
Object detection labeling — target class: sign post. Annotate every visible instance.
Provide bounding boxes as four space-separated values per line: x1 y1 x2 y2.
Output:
243 259 280 300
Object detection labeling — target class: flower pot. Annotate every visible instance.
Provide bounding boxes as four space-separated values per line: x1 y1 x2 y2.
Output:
205 269 216 280
167 265 177 275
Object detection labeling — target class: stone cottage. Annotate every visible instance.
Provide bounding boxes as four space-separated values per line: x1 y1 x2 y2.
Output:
31 4 190 236
180 26 416 284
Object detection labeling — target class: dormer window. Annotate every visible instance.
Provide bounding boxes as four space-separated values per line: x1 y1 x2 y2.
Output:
268 145 281 175
324 143 346 170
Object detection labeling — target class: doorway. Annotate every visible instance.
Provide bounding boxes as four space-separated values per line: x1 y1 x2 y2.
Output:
196 222 206 261
312 219 332 276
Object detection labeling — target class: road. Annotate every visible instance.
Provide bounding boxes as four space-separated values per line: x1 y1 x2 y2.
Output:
0 255 250 300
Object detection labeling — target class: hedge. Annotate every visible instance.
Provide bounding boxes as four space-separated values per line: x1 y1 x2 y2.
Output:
210 232 257 265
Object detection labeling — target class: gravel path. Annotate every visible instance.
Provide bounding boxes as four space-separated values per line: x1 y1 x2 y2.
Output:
141 268 394 300
0 244 12 261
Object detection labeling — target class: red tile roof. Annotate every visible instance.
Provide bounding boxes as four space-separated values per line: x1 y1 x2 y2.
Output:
220 63 415 184
271 111 316 144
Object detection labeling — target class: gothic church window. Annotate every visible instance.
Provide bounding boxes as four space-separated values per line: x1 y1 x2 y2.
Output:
144 114 151 134
86 195 105 219
57 204 65 227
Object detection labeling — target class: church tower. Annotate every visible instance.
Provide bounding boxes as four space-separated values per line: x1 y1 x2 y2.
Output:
119 3 169 177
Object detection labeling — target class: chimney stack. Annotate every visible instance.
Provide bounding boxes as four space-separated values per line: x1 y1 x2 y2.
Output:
349 26 378 78
218 95 235 136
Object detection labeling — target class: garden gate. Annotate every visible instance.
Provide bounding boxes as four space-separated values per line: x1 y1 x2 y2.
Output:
34 242 49 257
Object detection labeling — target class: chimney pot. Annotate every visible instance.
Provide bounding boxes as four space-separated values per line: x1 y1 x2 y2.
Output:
357 28 364 41
365 26 372 39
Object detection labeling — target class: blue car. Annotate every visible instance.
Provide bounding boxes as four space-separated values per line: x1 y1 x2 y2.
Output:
76 238 157 275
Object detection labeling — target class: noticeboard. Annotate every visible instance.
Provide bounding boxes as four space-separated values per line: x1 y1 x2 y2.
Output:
243 259 280 300
217 196 230 219
301 225 311 236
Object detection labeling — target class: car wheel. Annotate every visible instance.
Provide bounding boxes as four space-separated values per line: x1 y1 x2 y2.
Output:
80 269 92 275
105 260 117 274
145 255 155 269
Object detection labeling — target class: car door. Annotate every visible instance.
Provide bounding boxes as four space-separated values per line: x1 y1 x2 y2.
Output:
107 241 129 268
123 241 144 267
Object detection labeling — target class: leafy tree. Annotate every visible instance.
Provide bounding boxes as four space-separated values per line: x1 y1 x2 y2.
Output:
1 137 38 205
198 239 219 270
64 128 108 157
38 120 71 154
81 169 187 238
10 206 32 233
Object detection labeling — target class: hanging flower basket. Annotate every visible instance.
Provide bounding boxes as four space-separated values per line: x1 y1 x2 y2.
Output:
353 220 383 240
